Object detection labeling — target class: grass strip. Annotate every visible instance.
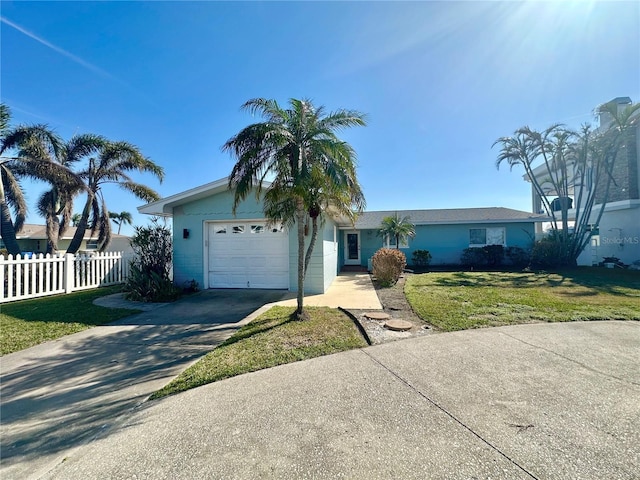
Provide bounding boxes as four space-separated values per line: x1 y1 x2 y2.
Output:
0 286 141 355
405 268 640 332
151 305 368 399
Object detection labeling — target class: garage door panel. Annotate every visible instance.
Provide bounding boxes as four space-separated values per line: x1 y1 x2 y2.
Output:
207 222 289 289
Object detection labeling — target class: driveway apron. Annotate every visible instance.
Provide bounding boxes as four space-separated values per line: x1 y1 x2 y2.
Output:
0 289 287 480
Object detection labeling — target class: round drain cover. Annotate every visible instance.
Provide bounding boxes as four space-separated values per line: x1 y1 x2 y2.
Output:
364 312 391 320
384 319 413 331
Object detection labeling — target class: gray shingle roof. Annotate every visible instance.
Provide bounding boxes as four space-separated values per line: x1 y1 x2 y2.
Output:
351 208 548 229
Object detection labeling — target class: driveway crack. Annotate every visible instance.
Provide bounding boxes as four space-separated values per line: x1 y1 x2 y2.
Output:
499 332 639 386
360 349 540 480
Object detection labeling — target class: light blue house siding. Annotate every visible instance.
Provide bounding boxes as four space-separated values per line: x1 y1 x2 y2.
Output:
339 222 536 268
169 187 334 293
288 219 338 293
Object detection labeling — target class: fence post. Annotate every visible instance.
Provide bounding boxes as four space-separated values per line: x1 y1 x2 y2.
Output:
64 253 75 293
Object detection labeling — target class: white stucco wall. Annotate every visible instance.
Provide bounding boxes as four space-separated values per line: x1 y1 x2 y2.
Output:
578 200 640 266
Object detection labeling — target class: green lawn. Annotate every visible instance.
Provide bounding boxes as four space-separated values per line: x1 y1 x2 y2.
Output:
405 268 640 332
151 305 368 399
0 286 141 355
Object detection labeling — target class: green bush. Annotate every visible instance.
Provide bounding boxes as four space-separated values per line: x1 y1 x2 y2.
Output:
124 219 181 302
125 265 181 302
372 248 406 287
411 249 432 267
530 237 563 268
461 245 506 268
461 247 488 268
483 244 504 267
505 246 530 267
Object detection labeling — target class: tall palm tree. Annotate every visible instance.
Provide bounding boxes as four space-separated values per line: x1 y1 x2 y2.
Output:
109 210 133 234
71 213 82 226
67 140 164 254
0 104 75 256
378 213 415 249
223 98 366 319
35 134 103 254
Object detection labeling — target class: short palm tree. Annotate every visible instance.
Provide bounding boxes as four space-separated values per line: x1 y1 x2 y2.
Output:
378 213 415 249
223 98 366 318
109 211 133 234
0 104 77 255
67 139 164 254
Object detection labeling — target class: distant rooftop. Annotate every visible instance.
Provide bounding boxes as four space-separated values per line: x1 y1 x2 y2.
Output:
16 224 129 240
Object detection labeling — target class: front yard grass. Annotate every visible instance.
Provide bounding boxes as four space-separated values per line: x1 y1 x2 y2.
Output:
151 305 368 399
0 286 140 355
405 268 640 332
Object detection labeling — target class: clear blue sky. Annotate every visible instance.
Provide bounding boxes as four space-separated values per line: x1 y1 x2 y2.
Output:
2 1 638 236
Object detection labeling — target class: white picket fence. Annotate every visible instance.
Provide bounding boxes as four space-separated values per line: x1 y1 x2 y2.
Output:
0 252 132 304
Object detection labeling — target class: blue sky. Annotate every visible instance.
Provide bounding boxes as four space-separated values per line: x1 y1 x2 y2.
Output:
2 1 638 237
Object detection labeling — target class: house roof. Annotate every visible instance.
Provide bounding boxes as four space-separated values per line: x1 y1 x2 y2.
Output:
16 224 129 240
138 177 548 227
139 177 275 216
349 208 549 229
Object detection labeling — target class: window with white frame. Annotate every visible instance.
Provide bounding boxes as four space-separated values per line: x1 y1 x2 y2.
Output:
469 227 505 247
384 234 409 249
86 240 99 250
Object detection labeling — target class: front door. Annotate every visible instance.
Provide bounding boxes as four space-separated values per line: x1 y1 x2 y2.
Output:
344 231 361 266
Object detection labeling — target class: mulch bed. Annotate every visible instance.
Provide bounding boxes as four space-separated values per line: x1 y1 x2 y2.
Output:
346 273 435 345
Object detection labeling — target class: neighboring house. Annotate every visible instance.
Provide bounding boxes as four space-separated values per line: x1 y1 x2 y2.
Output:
349 208 546 269
527 97 640 266
0 224 133 255
139 177 548 294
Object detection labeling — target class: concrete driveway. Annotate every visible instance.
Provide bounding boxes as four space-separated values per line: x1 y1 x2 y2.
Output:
0 289 288 480
31 320 640 480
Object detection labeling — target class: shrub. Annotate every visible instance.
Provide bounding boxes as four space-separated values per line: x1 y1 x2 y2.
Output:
124 219 181 302
461 247 487 268
372 248 406 287
483 244 504 267
505 246 530 267
411 249 432 267
530 237 563 268
125 265 181 302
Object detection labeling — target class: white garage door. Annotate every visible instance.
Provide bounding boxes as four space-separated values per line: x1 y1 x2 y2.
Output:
207 221 289 289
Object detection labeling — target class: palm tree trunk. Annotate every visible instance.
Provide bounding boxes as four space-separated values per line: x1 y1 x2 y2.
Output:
45 215 61 254
296 199 306 318
304 215 320 275
67 197 92 254
0 200 21 256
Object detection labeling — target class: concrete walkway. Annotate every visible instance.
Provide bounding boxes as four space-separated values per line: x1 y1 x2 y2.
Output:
39 321 640 479
275 273 382 310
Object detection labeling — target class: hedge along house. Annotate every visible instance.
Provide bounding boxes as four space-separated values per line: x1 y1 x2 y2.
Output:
344 208 548 270
139 177 549 294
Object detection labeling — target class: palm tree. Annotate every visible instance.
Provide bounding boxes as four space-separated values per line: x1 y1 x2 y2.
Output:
109 211 133 234
378 213 415 249
223 98 366 319
0 104 76 255
35 134 103 254
71 213 82 227
66 139 164 254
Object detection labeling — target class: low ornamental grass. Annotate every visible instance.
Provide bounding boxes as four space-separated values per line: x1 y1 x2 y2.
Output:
0 286 140 355
151 306 367 399
405 268 640 332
